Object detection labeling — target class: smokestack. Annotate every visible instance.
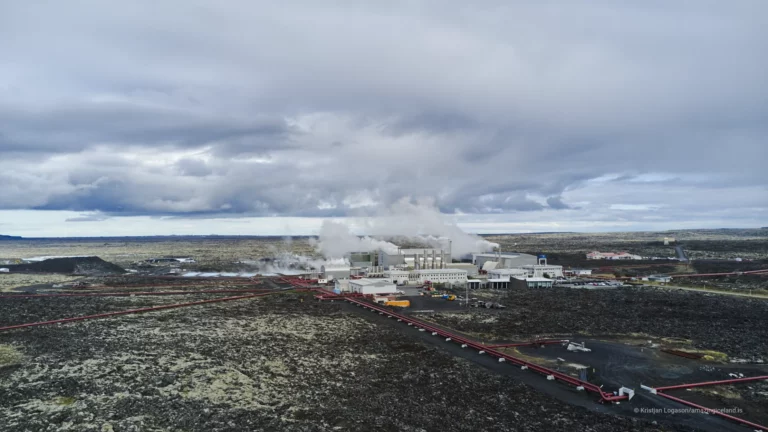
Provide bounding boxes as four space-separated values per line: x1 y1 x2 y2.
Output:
432 249 436 269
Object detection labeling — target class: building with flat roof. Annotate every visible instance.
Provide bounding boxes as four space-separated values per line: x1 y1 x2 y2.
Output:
520 264 563 278
486 278 510 289
349 278 398 295
378 248 449 270
487 268 528 280
383 269 410 285
321 265 351 281
444 263 479 276
472 252 537 269
587 251 642 260
415 269 468 286
564 269 592 276
512 277 554 289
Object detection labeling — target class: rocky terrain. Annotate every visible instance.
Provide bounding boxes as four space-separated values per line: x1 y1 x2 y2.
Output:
0 292 692 432
422 286 768 361
2 257 125 275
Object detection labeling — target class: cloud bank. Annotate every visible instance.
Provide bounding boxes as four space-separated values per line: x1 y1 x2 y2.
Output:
0 1 766 235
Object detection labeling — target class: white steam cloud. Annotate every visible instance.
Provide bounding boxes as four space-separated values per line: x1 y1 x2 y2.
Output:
313 198 499 259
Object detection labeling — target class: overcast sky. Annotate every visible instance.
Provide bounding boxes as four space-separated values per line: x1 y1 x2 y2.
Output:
1 1 766 237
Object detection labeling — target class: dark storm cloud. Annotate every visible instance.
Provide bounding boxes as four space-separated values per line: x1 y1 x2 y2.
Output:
0 1 766 225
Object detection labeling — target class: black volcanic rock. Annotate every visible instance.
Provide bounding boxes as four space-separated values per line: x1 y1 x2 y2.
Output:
4 257 125 275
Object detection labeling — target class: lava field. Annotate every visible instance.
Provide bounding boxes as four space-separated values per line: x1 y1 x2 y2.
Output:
0 292 693 432
424 286 768 360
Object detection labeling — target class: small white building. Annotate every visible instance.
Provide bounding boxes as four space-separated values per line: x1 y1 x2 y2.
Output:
349 278 398 295
586 251 642 260
512 276 555 289
0 268 9 273
334 278 350 293
520 265 564 278
648 275 673 283
487 268 528 280
321 265 351 281
415 269 468 286
383 270 410 285
565 269 593 276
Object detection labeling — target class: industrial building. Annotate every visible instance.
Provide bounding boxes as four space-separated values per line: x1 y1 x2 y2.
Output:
521 264 563 278
472 252 537 270
349 278 398 295
378 248 450 270
512 277 555 289
564 269 593 276
334 278 350 293
414 269 468 286
346 251 379 268
519 255 563 278
383 269 410 285
486 278 511 289
0 268 8 273
444 262 479 276
586 251 642 260
321 265 351 281
487 268 528 280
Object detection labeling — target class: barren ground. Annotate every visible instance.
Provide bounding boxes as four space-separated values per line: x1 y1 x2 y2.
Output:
423 286 768 360
1 292 690 432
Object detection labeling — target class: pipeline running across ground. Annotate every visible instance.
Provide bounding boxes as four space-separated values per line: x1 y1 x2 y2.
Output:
0 288 298 332
642 376 768 431
276 277 768 431
0 288 272 299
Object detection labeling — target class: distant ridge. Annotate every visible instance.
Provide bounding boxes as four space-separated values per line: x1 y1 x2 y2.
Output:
0 234 23 240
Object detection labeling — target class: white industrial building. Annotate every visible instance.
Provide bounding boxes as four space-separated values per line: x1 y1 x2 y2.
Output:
565 269 593 276
415 269 468 286
512 277 555 289
383 269 410 285
334 278 350 293
487 268 528 280
349 278 398 295
472 252 537 270
521 265 563 278
378 248 450 269
586 251 642 260
321 265 351 281
444 262 479 277
0 268 8 273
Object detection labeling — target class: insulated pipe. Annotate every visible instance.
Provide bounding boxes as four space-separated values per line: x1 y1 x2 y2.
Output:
670 269 768 278
656 392 767 431
94 281 262 290
343 296 627 402
0 289 271 299
654 375 768 392
0 290 289 333
485 340 569 349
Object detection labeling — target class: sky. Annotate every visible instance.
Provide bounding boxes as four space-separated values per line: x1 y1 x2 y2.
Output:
1 1 766 237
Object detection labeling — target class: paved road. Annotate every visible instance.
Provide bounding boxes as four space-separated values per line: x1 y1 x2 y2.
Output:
675 245 689 262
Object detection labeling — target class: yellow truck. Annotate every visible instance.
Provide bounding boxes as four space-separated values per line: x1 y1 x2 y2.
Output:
385 300 410 308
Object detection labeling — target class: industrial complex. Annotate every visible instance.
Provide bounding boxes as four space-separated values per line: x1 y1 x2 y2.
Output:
311 245 567 296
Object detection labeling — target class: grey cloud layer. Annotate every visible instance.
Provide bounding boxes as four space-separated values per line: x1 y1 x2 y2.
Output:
0 1 766 225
